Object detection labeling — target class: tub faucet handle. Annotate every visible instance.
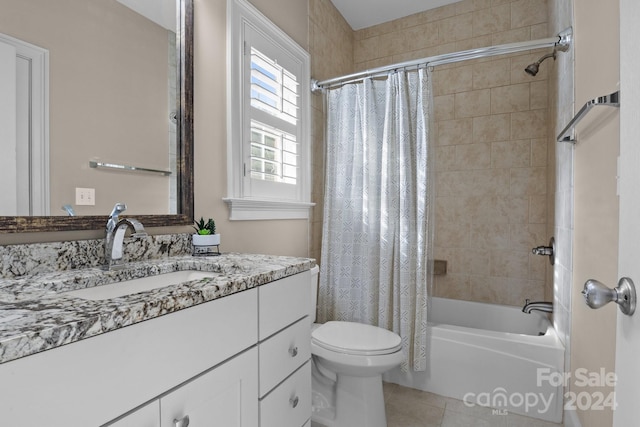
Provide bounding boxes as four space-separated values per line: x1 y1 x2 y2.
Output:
532 237 555 265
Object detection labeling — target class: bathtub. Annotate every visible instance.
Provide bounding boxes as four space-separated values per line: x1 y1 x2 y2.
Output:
384 297 565 423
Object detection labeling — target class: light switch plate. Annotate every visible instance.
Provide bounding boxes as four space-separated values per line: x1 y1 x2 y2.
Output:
76 187 95 206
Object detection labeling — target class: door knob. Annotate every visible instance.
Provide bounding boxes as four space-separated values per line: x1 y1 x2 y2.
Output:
582 277 636 316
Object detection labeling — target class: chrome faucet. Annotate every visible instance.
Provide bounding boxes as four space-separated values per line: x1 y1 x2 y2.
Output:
522 299 554 314
104 203 147 270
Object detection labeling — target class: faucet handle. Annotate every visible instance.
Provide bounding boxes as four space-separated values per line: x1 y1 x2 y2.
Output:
109 203 127 219
106 203 127 233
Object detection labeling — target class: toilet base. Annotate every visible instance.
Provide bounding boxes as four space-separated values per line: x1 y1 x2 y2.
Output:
312 371 388 427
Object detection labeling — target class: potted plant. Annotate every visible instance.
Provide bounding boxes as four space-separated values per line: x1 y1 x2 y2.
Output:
192 217 220 246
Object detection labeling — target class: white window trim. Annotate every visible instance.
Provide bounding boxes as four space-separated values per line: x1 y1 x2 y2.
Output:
225 0 313 220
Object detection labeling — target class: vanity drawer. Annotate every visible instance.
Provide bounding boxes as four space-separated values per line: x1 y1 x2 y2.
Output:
259 316 310 397
260 361 311 427
258 271 310 340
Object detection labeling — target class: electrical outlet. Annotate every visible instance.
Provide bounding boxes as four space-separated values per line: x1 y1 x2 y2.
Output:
76 188 96 206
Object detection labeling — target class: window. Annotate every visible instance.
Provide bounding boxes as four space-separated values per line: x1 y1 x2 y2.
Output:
225 0 313 220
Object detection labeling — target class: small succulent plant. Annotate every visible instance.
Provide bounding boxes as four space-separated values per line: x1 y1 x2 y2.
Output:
193 217 216 235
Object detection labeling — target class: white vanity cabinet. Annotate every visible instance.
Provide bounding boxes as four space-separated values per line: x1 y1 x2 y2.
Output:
108 348 258 427
107 401 159 427
0 287 259 426
160 348 258 427
0 268 312 427
258 271 312 427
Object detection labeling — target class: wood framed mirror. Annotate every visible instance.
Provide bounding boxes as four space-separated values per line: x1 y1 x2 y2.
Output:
0 0 194 233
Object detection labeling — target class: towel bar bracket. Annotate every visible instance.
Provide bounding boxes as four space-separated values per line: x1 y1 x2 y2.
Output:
557 91 620 143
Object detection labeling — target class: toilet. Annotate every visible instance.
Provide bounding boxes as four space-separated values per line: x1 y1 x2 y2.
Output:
309 266 404 427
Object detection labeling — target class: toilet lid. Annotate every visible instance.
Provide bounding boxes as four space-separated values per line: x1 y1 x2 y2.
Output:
312 321 402 356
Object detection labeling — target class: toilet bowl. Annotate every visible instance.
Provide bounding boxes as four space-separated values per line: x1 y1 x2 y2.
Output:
309 267 403 427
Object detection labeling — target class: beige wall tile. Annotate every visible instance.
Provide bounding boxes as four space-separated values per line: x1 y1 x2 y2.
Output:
354 36 382 63
436 146 457 171
399 22 440 51
470 223 510 248
439 13 474 41
468 249 492 275
529 252 547 280
529 195 547 223
455 89 491 117
436 196 469 223
472 58 511 89
531 137 547 166
530 80 548 109
454 35 493 51
511 0 548 28
466 194 529 223
473 4 511 36
492 26 531 45
433 65 474 95
491 83 530 113
435 221 471 247
435 274 471 300
434 94 456 121
424 4 458 22
456 0 492 15
530 22 548 39
509 223 547 251
491 139 531 167
438 118 474 145
473 114 511 142
455 142 492 169
490 249 530 278
511 109 547 139
438 168 511 197
510 167 547 195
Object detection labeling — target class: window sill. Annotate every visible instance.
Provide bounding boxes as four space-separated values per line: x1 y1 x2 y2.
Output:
222 198 315 220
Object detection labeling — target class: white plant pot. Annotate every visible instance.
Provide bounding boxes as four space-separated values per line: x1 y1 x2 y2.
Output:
192 233 220 246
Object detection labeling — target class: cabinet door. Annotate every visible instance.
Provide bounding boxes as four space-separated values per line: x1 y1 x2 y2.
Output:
105 401 159 427
161 348 258 427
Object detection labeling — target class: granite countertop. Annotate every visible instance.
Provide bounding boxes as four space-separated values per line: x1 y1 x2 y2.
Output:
0 253 314 365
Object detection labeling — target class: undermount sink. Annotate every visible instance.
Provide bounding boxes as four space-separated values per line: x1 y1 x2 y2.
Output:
64 270 220 301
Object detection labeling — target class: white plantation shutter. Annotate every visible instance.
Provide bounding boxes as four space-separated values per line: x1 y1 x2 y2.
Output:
226 0 312 219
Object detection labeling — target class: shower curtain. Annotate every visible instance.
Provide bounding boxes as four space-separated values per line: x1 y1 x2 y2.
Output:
318 68 433 371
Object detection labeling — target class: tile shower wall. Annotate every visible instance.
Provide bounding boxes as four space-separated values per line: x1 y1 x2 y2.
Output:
352 0 550 306
308 0 354 262
547 0 573 354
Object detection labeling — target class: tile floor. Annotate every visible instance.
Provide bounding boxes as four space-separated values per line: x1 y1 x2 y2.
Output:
383 383 564 427
312 382 565 427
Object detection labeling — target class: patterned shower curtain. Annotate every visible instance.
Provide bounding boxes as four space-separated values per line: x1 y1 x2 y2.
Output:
318 68 433 371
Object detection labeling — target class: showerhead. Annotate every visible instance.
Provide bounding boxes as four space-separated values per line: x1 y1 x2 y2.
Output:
524 51 557 76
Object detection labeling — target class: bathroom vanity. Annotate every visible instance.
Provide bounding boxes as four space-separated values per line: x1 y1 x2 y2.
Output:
0 249 313 427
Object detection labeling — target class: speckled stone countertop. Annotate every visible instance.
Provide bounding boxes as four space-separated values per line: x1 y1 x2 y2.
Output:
0 253 314 365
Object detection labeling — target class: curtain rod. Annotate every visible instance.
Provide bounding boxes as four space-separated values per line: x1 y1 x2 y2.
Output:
311 27 572 92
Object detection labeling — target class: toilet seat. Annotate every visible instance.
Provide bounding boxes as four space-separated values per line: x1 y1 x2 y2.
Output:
312 321 402 356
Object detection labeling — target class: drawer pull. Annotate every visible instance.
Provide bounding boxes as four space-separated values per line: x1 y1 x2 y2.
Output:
290 396 299 408
289 345 299 358
174 415 190 427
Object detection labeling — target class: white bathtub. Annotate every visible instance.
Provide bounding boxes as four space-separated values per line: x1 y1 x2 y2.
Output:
385 297 565 423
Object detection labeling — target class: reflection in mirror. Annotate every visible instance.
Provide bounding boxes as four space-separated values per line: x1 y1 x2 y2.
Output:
0 0 193 232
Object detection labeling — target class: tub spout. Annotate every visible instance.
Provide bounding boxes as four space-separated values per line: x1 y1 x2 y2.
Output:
522 299 553 314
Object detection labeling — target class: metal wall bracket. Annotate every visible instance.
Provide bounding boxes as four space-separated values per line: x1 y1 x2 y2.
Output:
557 91 620 143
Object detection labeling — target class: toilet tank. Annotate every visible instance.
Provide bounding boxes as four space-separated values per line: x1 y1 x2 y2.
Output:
310 265 319 323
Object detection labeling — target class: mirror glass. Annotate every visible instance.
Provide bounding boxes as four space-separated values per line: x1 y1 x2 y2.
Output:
0 0 193 231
